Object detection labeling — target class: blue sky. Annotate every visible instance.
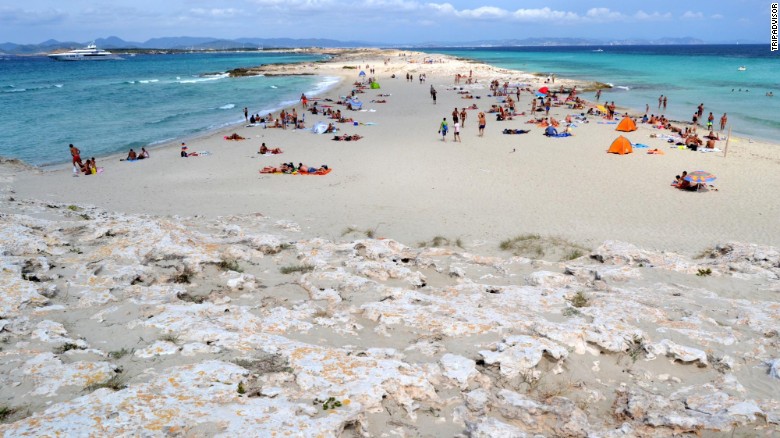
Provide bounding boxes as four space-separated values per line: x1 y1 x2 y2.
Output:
0 0 768 44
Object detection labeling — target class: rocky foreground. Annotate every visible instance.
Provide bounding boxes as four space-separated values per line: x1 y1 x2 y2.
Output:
0 198 778 437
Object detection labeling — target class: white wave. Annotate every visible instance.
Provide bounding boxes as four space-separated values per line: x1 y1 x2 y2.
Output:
138 79 160 84
54 84 63 88
615 85 630 91
219 104 236 110
305 76 341 97
177 73 229 84
269 85 278 89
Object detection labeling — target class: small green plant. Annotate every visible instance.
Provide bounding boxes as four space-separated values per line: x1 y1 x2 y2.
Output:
79 214 90 220
562 307 581 317
417 236 463 248
314 396 343 410
624 335 646 363
67 205 82 211
0 405 18 422
499 234 544 257
237 382 246 394
280 264 314 275
54 342 84 355
696 268 712 277
233 354 292 374
218 258 243 273
84 374 127 392
562 249 585 261
159 333 180 344
364 229 375 239
171 266 195 284
569 291 589 308
176 291 206 304
108 348 133 359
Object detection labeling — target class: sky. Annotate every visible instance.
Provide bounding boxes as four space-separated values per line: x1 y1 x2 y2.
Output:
0 0 768 45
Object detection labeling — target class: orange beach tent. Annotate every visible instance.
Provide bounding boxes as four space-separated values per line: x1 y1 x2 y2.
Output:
615 116 637 132
608 136 633 155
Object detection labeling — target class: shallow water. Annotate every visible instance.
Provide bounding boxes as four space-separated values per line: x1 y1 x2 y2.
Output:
428 45 779 142
0 52 334 165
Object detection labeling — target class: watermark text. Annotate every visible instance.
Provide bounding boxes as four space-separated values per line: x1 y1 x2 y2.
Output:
772 3 778 51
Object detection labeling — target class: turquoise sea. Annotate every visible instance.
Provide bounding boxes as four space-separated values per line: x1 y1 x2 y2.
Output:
0 52 334 166
427 45 778 141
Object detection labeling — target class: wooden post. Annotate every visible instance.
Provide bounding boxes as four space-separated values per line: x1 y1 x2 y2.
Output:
723 126 732 158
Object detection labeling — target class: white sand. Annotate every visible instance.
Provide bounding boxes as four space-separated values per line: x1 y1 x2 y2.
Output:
8 49 780 254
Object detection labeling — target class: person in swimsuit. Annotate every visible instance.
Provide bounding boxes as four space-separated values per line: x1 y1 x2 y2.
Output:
478 112 486 137
70 144 84 168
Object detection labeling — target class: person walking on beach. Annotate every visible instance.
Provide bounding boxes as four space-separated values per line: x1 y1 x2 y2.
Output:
662 96 667 110
720 113 728 131
438 118 449 142
460 108 467 127
544 97 551 116
452 107 459 124
596 89 602 102
478 112 486 137
69 144 83 169
430 86 437 104
707 112 714 130
658 95 663 109
243 107 248 122
300 94 308 109
453 121 461 142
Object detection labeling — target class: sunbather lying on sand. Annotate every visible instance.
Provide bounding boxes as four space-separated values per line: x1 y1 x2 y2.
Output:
332 134 363 141
502 129 531 134
225 133 246 140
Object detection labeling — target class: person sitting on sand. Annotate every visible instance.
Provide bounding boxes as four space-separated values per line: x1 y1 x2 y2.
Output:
180 144 198 157
139 148 150 159
126 149 138 161
324 123 336 133
226 133 245 140
544 125 559 137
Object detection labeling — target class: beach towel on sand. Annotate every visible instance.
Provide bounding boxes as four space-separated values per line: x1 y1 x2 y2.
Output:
503 129 530 135
259 168 332 175
548 132 572 138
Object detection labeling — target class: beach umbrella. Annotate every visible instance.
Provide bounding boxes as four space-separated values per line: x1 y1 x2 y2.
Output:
538 86 549 95
684 171 716 184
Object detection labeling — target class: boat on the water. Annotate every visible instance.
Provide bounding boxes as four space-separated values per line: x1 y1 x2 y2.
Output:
47 43 122 61
738 66 747 71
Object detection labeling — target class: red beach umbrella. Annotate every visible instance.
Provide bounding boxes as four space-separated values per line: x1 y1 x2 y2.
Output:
538 86 549 95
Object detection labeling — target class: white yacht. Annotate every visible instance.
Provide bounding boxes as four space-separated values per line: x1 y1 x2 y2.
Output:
47 43 122 61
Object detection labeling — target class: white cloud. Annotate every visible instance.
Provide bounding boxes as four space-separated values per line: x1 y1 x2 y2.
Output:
190 8 242 18
710 14 723 19
681 11 704 19
0 7 66 25
634 10 672 21
585 8 625 21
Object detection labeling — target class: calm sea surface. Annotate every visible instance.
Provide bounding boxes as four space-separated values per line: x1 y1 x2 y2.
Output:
0 51 335 166
426 45 778 141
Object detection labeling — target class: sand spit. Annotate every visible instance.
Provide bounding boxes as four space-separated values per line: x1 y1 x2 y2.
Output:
0 198 778 436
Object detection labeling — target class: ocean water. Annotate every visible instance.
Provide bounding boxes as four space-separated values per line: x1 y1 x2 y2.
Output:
428 45 779 141
0 52 336 166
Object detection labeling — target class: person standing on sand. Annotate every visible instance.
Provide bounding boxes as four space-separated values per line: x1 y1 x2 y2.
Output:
438 118 449 142
720 113 728 131
430 86 437 104
300 94 308 109
707 112 714 130
460 108 467 127
478 112 486 137
658 95 663 109
243 107 248 122
663 96 667 110
453 121 461 142
452 107 459 124
596 89 602 101
69 144 84 169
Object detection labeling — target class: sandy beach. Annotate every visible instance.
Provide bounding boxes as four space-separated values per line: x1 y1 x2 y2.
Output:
1 49 779 436
8 49 780 254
